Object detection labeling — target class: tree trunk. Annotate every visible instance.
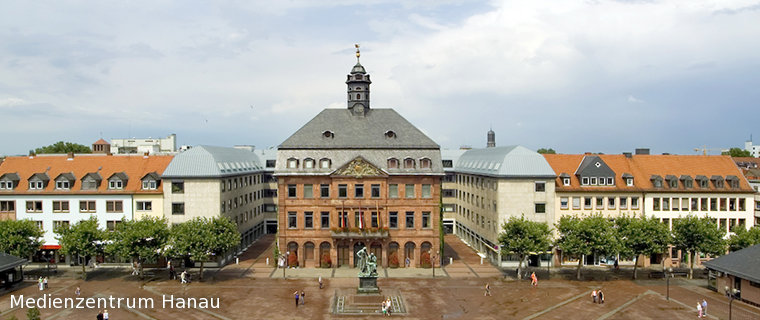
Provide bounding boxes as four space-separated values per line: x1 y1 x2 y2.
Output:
688 251 694 280
576 257 583 280
199 261 204 281
632 255 638 280
517 254 524 280
81 263 86 280
139 258 144 280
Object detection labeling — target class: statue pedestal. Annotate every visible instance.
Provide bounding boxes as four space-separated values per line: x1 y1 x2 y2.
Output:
357 276 380 294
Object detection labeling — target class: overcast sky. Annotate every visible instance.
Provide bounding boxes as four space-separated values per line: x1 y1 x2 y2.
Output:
1 0 759 156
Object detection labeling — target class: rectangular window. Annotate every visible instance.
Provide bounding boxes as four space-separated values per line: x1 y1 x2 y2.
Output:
631 197 639 209
109 180 123 190
560 197 568 210
52 201 69 213
26 201 43 213
729 198 736 211
581 177 589 185
389 184 399 198
710 198 717 211
136 201 152 211
142 180 157 190
354 184 364 198
608 197 616 209
405 211 415 229
320 212 330 228
339 211 348 228
653 198 660 211
535 203 546 214
405 184 415 198
29 181 43 189
106 220 122 232
303 184 313 198
106 200 123 213
320 184 330 198
720 198 727 211
590 177 597 185
535 181 545 192
701 198 708 211
422 211 431 228
662 198 670 210
389 211 398 229
304 212 313 229
371 184 381 198
620 197 627 209
572 197 581 209
79 201 96 212
288 184 297 198
421 184 432 198
739 198 746 211
171 181 184 194
607 177 614 185
53 220 70 230
338 184 347 198
171 202 185 215
671 198 679 211
682 198 689 211
584 197 592 209
288 212 297 229
55 180 70 190
371 212 379 228
0 201 15 212
595 197 604 209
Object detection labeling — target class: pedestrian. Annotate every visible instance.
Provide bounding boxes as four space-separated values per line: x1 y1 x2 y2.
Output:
44 276 49 289
319 276 323 289
386 299 392 316
75 286 81 297
614 259 619 271
301 290 305 305
405 257 410 268
697 301 703 318
701 299 707 316
598 290 605 304
294 291 300 308
103 309 109 320
38 277 43 291
381 300 387 316
181 270 187 284
530 272 538 287
592 290 597 303
484 283 491 296
96 310 104 320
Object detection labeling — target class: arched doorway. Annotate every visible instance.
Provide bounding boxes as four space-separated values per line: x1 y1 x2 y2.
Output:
337 241 350 267
287 242 299 267
320 242 332 268
304 242 315 267
353 241 366 268
370 242 383 263
388 242 400 268
404 242 416 267
421 241 433 267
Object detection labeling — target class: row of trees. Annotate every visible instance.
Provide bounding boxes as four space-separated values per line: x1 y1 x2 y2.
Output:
0 216 240 281
499 214 760 280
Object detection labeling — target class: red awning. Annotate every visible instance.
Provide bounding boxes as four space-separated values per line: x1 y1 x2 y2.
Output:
40 245 61 250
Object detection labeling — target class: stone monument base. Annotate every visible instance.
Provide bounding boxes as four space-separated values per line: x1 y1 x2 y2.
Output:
358 276 380 294
333 288 407 315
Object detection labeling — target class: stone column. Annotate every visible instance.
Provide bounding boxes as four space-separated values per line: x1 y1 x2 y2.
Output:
331 242 338 269
382 242 388 267
348 241 355 267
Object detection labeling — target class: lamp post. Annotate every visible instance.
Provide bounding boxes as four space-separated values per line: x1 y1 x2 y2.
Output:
282 252 289 279
725 286 740 320
666 267 673 301
431 252 436 278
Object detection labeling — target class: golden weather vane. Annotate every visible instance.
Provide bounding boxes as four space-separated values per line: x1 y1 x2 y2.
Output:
355 43 360 61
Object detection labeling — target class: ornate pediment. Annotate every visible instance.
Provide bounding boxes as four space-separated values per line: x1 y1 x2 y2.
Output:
332 157 386 178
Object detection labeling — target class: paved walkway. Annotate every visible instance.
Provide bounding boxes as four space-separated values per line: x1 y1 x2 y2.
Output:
442 234 503 278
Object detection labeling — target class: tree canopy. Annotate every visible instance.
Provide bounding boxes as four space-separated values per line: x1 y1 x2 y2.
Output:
34 141 92 154
0 219 44 259
721 147 751 157
555 214 619 280
536 148 556 154
616 214 671 279
727 225 760 252
672 215 725 279
168 217 240 280
106 216 170 278
55 217 105 279
498 215 552 279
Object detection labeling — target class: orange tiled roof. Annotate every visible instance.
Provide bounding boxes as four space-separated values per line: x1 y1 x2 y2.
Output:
543 154 753 193
0 154 173 195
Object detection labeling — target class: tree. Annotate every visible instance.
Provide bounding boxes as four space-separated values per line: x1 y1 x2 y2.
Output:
106 216 169 279
616 214 672 279
55 217 105 279
672 215 725 279
536 148 556 154
0 219 44 259
555 214 619 280
26 307 40 320
721 147 752 157
727 225 760 252
34 141 92 154
498 215 552 280
169 217 240 280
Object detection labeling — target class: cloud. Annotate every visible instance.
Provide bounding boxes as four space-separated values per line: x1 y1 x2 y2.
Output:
627 95 644 103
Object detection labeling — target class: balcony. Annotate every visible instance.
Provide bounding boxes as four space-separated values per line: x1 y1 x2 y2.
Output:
330 227 390 239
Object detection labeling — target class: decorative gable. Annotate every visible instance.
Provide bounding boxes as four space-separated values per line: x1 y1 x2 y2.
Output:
575 156 616 186
0 173 20 190
331 157 386 178
107 172 129 190
54 172 76 190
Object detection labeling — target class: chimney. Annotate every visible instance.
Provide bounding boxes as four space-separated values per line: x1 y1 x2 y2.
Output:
67 152 74 160
28 151 36 158
487 130 495 148
143 152 149 159
623 152 632 158
635 148 650 155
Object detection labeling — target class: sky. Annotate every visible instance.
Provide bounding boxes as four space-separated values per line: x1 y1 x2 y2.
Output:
1 0 759 156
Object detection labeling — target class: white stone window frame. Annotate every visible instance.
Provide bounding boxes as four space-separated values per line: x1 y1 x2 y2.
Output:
55 180 70 190
304 158 315 169
142 180 157 190
319 158 331 169
287 158 299 169
562 178 570 186
29 181 44 190
581 177 589 185
626 178 634 186
108 179 124 190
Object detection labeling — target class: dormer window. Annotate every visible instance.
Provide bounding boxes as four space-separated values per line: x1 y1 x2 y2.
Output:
388 158 399 169
711 175 724 188
563 178 570 186
56 181 70 189
107 172 128 190
0 173 20 190
598 178 606 185
581 177 589 185
590 177 597 185
304 158 315 169
29 181 44 189
319 158 331 169
626 178 633 186
0 181 13 189
419 158 432 169
403 158 415 169
54 173 75 190
726 175 740 189
385 131 396 139
651 175 663 188
141 172 160 190
680 175 693 188
322 131 334 139
109 180 123 189
28 173 49 190
606 177 614 185
665 175 678 188
287 158 299 169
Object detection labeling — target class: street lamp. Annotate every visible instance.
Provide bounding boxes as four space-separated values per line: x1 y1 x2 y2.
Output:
666 267 673 301
431 252 436 278
725 286 740 320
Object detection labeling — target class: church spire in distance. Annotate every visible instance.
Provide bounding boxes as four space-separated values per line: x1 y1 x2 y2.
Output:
347 44 371 116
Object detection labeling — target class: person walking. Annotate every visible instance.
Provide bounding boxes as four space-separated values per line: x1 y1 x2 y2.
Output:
405 257 411 268
319 276 323 289
43 276 49 289
598 290 605 304
103 309 109 320
75 286 81 297
294 291 300 308
530 272 538 287
300 290 306 305
697 301 703 318
592 290 597 303
701 299 707 316
96 310 104 320
484 283 492 296
38 277 43 291
386 299 392 316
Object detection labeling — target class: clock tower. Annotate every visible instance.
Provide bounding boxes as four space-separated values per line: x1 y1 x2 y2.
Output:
346 44 371 116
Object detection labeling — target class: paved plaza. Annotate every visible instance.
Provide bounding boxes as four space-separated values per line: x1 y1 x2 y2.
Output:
2 235 759 319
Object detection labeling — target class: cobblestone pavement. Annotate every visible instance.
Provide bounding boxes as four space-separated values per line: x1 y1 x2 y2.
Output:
2 235 759 319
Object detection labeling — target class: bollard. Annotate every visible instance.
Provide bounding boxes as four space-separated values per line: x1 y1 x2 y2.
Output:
449 257 453 265
236 257 239 265
266 257 269 266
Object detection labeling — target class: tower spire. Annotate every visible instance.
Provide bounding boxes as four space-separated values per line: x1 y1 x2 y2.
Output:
355 43 360 63
347 44 371 115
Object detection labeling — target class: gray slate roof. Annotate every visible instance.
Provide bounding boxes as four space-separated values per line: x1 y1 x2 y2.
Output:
162 145 264 178
441 149 467 172
279 108 439 149
452 146 556 178
0 173 20 181
0 252 26 272
703 244 760 283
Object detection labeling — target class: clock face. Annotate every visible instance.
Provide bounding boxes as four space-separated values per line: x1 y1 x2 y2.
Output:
356 105 364 113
